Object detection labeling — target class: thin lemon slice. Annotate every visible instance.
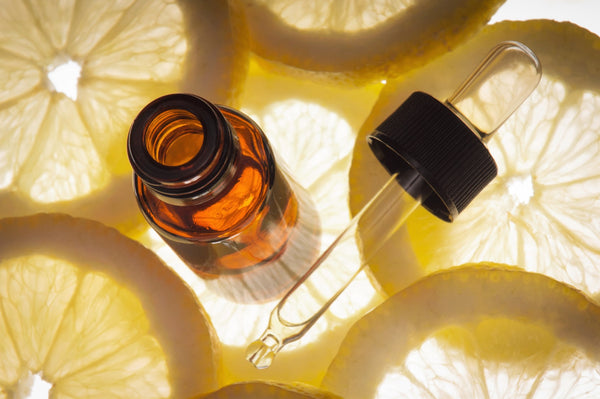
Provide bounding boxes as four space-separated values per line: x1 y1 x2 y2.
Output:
322 264 600 398
240 0 505 84
349 20 600 298
0 214 218 398
0 0 248 231
195 381 340 399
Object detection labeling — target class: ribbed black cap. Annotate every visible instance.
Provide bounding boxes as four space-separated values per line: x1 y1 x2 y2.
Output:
368 91 497 222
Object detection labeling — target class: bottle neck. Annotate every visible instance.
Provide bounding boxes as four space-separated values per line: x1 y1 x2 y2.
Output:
128 94 239 205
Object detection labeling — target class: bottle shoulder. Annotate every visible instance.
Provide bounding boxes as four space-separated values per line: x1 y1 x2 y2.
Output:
219 106 275 171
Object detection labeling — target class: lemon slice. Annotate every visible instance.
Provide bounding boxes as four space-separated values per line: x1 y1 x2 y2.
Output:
195 381 340 399
348 20 600 298
322 264 600 398
0 213 218 398
240 0 505 84
0 0 248 231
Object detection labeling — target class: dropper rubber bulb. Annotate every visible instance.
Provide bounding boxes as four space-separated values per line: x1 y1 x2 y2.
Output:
247 41 541 369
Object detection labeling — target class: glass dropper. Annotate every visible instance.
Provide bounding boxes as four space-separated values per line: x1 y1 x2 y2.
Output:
247 41 542 369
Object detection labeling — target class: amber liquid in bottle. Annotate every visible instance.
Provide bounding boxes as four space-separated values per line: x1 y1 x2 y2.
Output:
128 94 320 303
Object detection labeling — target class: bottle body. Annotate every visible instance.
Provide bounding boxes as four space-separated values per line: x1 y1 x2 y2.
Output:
128 94 320 303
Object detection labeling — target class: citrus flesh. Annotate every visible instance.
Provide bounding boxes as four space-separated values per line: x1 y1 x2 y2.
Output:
0 0 248 232
240 0 505 84
322 264 600 398
194 381 341 399
349 20 600 299
0 213 219 398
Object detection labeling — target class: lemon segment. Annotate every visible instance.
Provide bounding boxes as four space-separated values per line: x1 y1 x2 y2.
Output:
0 55 40 103
19 94 110 203
81 1 186 82
0 304 19 387
25 0 74 51
0 0 53 61
43 269 157 381
53 337 168 398
0 256 79 374
322 264 600 398
0 90 48 190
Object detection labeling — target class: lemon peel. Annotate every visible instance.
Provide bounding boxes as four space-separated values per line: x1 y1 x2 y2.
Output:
195 381 341 399
0 213 219 398
178 0 250 106
322 264 600 398
240 0 505 84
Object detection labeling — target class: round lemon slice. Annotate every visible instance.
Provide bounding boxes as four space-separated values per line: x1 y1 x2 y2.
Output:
0 0 248 232
322 264 600 398
0 213 218 398
349 20 600 299
240 0 505 84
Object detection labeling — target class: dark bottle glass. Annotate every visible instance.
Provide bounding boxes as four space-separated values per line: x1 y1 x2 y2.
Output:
128 94 320 303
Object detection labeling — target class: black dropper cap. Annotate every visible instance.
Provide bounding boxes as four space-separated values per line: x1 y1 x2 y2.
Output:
368 91 497 222
367 42 542 222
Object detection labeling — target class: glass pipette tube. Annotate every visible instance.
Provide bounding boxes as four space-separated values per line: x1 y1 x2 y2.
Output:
247 41 542 369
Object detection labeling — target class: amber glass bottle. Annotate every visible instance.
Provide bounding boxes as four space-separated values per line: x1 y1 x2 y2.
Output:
128 94 320 303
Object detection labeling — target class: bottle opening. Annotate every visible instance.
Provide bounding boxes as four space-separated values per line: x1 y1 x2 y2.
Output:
144 108 205 167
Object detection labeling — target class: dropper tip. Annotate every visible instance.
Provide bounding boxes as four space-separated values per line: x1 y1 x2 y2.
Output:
245 334 281 369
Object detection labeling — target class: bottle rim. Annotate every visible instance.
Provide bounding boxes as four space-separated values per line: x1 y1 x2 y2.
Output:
127 93 237 200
